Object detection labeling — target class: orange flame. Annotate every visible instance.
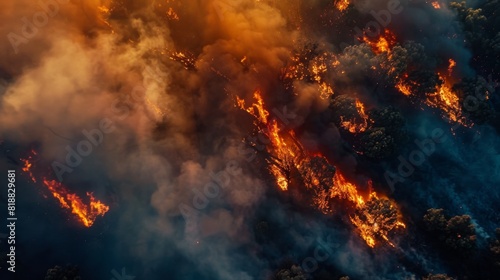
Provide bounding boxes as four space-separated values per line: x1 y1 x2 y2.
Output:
43 179 110 227
20 150 110 227
425 73 466 125
395 59 471 127
20 149 37 183
363 30 397 55
448 58 456 77
237 90 405 247
335 0 350 11
431 1 441 9
396 80 412 96
340 99 369 133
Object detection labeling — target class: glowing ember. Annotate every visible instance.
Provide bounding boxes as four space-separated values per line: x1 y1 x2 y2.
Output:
21 149 37 183
169 51 197 70
431 1 441 9
237 91 405 247
281 46 336 99
167 7 180 20
335 0 350 11
20 150 110 227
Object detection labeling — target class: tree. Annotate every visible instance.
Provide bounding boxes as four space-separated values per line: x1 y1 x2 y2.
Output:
422 273 455 280
423 209 477 253
329 94 371 135
274 265 308 280
423 208 447 232
445 215 476 251
45 265 81 280
453 77 496 125
359 107 407 159
489 228 500 268
359 127 396 159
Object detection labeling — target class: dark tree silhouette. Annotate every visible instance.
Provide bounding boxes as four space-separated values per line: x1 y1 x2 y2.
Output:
274 265 308 280
423 208 477 253
422 273 455 280
44 265 81 280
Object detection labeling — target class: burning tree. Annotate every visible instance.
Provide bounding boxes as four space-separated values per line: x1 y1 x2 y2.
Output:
329 95 369 133
281 42 335 98
350 193 404 247
238 91 405 248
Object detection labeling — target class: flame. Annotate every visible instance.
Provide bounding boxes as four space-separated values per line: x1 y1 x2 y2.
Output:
396 79 412 96
340 99 369 133
43 179 110 227
394 59 471 127
20 150 110 227
448 58 456 77
335 0 350 11
236 90 270 125
281 48 336 99
425 73 466 125
21 149 37 183
363 30 397 55
237 91 405 247
431 1 441 9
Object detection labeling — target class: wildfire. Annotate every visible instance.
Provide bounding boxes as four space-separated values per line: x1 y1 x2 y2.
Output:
20 150 110 227
393 59 471 127
340 98 369 133
448 58 456 77
43 179 110 227
21 149 37 183
335 0 350 11
426 73 465 124
281 46 336 99
363 30 397 55
236 90 270 125
396 79 412 96
424 59 469 126
431 1 441 9
237 90 405 247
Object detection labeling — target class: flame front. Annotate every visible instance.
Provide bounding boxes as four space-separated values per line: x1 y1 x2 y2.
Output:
237 91 405 248
20 150 110 227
